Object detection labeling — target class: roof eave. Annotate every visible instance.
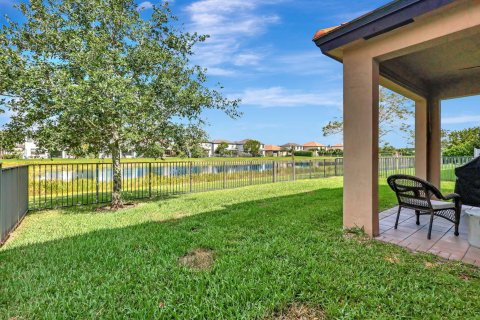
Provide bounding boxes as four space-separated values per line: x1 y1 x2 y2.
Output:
313 0 455 57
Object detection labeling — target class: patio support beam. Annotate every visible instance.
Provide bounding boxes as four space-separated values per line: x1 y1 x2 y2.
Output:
415 99 428 180
342 52 379 237
427 96 441 188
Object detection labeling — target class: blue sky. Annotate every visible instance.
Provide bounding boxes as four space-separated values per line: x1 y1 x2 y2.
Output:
1 0 479 147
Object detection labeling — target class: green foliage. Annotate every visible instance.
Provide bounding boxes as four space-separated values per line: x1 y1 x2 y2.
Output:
215 142 229 156
397 148 414 156
243 139 262 157
443 127 480 157
293 151 313 157
1 152 22 160
322 87 414 144
380 143 396 156
0 0 239 205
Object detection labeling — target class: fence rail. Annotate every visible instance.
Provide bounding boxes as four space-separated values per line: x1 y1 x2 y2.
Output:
27 159 343 210
26 156 473 211
0 156 474 213
0 164 29 244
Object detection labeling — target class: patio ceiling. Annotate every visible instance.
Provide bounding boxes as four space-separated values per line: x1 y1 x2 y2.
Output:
380 31 480 99
314 0 480 100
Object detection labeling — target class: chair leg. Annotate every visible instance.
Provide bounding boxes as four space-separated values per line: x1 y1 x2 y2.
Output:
428 212 435 240
415 210 420 225
454 206 461 237
395 206 402 229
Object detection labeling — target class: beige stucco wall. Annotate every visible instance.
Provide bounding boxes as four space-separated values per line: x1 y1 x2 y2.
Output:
339 0 480 236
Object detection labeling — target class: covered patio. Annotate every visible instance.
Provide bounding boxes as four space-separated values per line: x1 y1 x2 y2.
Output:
314 0 480 249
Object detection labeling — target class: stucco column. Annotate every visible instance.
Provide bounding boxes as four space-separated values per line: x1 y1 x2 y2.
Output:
427 97 441 188
415 99 428 180
343 52 380 237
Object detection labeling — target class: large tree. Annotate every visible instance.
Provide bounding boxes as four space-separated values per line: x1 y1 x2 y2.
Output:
322 87 414 144
243 139 261 157
0 0 239 208
443 127 480 157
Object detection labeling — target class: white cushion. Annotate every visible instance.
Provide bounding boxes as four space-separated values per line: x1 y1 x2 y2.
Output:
430 200 455 210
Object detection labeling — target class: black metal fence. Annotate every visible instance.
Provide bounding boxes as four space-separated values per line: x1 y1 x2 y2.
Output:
3 156 474 212
0 164 29 244
28 159 343 210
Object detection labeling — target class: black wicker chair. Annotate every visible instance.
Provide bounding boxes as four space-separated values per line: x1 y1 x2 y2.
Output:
387 174 462 240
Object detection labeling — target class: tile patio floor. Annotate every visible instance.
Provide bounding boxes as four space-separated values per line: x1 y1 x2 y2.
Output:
377 206 480 267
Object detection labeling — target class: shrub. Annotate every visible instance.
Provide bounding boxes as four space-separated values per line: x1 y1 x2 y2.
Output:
293 151 313 157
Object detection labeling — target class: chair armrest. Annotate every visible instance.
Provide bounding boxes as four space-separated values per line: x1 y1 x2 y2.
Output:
442 193 461 201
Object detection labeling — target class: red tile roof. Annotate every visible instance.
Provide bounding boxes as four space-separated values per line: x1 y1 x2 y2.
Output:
303 141 326 147
264 144 282 151
312 25 341 40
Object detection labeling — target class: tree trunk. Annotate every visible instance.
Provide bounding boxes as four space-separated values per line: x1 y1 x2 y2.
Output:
111 142 123 209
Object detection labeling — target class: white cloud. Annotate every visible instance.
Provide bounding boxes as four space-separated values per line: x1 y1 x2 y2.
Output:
185 0 282 75
238 87 342 108
233 52 263 66
137 1 154 11
442 115 480 125
258 51 339 76
206 67 237 76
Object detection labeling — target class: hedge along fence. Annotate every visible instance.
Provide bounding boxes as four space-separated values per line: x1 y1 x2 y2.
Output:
0 164 29 244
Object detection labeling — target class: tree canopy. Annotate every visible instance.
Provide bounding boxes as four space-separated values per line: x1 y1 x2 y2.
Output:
322 87 414 144
215 142 229 156
0 0 239 206
243 139 261 157
443 127 480 157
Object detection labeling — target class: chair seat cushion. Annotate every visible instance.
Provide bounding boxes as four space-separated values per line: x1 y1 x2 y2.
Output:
430 200 455 210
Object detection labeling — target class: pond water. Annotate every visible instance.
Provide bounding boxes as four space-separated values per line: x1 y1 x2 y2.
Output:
32 161 339 181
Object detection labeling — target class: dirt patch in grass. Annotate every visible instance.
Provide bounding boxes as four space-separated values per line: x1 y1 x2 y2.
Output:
424 261 445 269
271 303 326 320
95 202 137 212
384 254 401 264
178 248 214 270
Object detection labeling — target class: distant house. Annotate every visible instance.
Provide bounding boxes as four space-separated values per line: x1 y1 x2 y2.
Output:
203 139 266 157
280 143 303 153
234 139 265 156
24 140 50 159
303 141 327 151
329 143 344 151
264 144 284 157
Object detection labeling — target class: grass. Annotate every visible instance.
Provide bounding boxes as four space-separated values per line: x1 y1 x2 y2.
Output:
1 178 479 319
0 156 336 167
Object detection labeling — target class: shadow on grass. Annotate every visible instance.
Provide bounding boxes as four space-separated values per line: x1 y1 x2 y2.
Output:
1 183 479 319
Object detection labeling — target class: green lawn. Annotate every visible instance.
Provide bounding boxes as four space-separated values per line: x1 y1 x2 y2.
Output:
1 178 479 319
0 156 336 167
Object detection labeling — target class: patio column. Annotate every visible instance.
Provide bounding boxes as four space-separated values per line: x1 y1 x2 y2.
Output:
343 52 380 237
427 97 441 188
415 99 428 180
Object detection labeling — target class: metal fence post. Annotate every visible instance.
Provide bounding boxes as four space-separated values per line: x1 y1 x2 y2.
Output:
272 160 276 183
189 162 193 193
292 160 296 181
309 160 313 179
249 161 253 185
334 159 338 176
148 162 152 197
323 159 326 177
95 163 99 203
223 161 226 189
